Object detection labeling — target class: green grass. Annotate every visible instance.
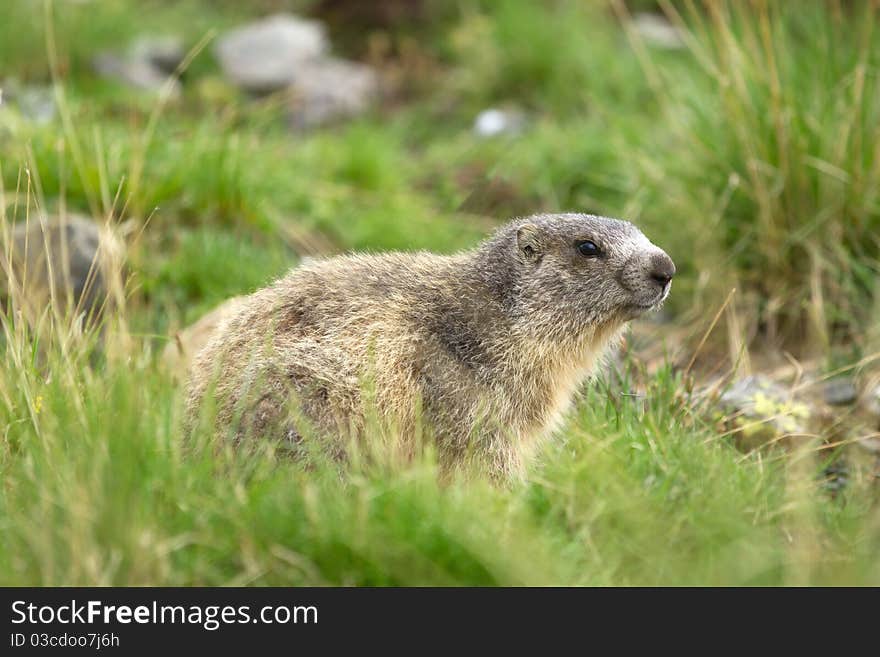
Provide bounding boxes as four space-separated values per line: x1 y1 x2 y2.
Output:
2 320 877 585
1 0 879 585
631 0 880 353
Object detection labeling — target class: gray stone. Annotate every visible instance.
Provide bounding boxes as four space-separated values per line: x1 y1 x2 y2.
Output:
821 460 849 494
17 87 56 124
215 14 328 94
631 13 686 50
93 52 181 96
473 108 525 138
2 215 124 323
130 35 185 75
823 377 858 406
287 58 379 128
0 80 56 124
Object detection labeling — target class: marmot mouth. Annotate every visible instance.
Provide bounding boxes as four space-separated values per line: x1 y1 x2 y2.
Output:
630 302 662 314
627 287 670 315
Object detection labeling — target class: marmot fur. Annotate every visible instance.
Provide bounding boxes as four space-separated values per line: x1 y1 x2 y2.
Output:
186 213 675 479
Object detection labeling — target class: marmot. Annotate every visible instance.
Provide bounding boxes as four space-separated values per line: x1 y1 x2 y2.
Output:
186 213 675 479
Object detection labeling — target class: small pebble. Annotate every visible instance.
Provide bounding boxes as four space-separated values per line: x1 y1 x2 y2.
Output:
823 377 858 406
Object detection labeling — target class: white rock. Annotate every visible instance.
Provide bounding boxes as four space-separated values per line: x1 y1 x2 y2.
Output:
287 58 379 128
632 13 685 50
0 80 56 124
473 108 525 138
215 14 329 94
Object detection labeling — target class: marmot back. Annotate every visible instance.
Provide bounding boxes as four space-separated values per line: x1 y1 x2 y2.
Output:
186 213 675 479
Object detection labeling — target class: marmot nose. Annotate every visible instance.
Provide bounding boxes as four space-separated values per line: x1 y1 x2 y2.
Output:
649 252 676 287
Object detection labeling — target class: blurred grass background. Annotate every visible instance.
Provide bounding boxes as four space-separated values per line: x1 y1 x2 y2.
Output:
1 0 879 585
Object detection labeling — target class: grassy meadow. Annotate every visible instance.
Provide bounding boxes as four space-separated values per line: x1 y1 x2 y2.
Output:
1 0 879 585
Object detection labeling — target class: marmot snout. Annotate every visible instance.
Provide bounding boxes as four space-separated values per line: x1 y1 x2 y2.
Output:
186 213 674 479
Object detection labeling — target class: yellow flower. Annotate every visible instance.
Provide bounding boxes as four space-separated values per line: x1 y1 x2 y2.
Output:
33 395 43 415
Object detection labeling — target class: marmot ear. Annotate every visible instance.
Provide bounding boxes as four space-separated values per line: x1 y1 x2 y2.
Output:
516 224 542 264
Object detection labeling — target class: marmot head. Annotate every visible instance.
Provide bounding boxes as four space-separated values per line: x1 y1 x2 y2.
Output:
481 213 675 338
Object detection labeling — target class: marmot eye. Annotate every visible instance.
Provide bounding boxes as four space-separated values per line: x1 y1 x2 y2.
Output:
577 240 600 257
